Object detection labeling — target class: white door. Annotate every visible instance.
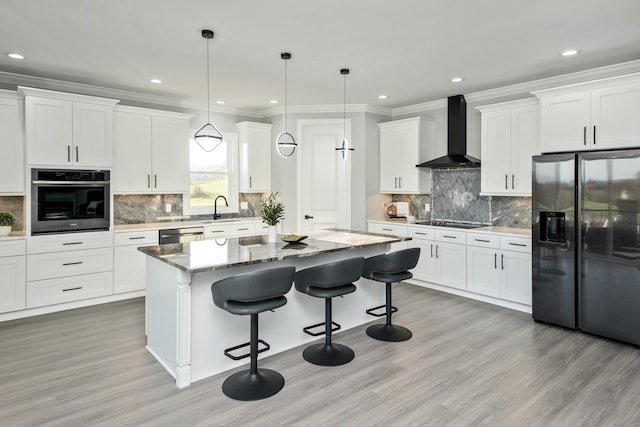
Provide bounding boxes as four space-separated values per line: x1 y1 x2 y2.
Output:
298 119 351 232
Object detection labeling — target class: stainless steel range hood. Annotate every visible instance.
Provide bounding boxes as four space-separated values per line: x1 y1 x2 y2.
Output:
416 94 480 169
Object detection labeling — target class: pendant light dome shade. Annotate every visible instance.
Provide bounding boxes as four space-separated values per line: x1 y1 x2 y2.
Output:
194 29 223 152
275 52 297 158
336 68 354 160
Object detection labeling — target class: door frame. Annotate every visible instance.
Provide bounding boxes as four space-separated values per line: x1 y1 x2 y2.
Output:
296 118 352 232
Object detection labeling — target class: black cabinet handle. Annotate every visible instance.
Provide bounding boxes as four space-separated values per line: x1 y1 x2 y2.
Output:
76 146 79 163
475 238 490 243
67 145 71 162
129 236 146 240
394 177 398 189
237 228 250 231
505 174 508 190
63 261 83 266
415 232 427 236
501 254 504 270
509 242 527 247
494 253 497 269
583 126 587 145
430 244 433 258
63 287 82 292
63 242 83 246
305 215 314 220
399 177 402 188
442 235 456 239
154 174 157 188
436 245 439 258
593 125 596 145
512 174 514 190
249 176 252 188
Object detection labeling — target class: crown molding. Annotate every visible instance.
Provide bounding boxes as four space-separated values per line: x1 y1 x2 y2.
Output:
258 103 391 118
390 99 448 117
0 70 263 118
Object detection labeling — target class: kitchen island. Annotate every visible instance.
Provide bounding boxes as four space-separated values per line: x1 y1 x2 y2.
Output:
139 229 408 388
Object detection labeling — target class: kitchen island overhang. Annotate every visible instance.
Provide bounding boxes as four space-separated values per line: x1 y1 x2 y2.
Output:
139 229 410 388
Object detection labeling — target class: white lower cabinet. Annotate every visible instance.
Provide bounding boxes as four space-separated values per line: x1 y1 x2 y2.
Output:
0 240 26 314
467 233 532 305
114 230 158 294
26 272 113 308
26 231 114 307
409 227 467 290
367 221 409 251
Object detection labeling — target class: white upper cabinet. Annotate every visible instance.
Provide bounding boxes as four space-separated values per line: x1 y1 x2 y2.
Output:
478 99 539 196
533 74 640 153
0 92 24 194
113 106 192 193
379 117 433 194
237 121 272 193
20 87 118 167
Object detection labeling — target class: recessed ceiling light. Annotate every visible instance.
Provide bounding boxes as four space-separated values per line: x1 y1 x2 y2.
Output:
561 49 579 57
216 100 225 105
270 100 279 104
6 52 25 60
450 77 464 83
378 95 388 100
150 78 162 84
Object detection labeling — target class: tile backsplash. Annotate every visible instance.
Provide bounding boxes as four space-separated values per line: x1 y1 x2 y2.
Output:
114 193 264 224
0 196 25 231
391 169 531 229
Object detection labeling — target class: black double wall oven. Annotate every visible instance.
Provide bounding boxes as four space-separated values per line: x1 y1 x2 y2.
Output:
31 168 111 235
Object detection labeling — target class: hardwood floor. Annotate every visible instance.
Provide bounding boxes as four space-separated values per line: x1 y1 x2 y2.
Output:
2 283 640 426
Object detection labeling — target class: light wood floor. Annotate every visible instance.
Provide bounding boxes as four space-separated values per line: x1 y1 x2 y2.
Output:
2 283 640 426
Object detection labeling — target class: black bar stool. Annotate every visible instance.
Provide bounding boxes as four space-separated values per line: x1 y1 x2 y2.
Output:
294 257 365 366
211 266 295 401
362 247 420 342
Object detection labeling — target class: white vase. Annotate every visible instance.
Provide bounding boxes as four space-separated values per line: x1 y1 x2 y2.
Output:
268 225 278 243
0 226 11 236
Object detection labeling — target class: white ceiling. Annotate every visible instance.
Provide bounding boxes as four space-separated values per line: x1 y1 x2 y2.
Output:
1 0 640 112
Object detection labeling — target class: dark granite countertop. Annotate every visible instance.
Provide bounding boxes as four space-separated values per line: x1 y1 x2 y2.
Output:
138 229 408 273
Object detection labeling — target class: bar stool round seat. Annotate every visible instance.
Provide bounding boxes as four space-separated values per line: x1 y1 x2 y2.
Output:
362 247 420 342
294 257 365 366
211 266 295 401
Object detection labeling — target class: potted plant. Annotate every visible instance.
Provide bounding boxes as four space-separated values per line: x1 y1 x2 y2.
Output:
0 211 16 236
260 192 285 242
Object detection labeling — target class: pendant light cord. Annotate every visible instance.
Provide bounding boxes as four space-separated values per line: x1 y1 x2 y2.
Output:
284 58 288 132
206 36 211 123
343 72 346 140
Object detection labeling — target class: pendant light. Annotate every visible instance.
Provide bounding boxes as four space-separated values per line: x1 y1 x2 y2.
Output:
194 29 223 152
275 52 297 158
336 68 354 160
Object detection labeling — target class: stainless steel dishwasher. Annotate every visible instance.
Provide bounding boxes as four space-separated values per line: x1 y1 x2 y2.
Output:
158 226 205 244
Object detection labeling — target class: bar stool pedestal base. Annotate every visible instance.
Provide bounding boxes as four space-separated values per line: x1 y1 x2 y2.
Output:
303 343 354 366
222 369 284 401
366 324 412 342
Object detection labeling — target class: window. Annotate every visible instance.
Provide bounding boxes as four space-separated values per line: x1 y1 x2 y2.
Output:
185 132 238 215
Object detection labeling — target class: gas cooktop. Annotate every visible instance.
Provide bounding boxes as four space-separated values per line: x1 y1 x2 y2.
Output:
429 220 488 229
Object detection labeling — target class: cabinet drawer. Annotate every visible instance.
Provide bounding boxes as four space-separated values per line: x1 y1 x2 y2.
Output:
407 226 435 240
254 223 270 235
26 271 113 308
500 236 531 253
114 230 158 246
368 222 408 237
204 224 230 238
0 239 26 257
467 232 500 248
27 247 113 281
228 223 255 237
435 229 466 243
27 231 113 254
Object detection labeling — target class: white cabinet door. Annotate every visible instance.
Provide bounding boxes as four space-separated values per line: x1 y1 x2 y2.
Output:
238 122 272 193
466 246 500 297
480 109 511 194
113 111 153 192
539 91 591 153
436 241 466 290
72 102 114 167
510 104 538 194
399 124 420 191
0 255 26 313
500 249 532 305
25 96 73 165
152 116 189 193
591 82 640 150
0 96 24 193
379 126 403 192
479 99 539 196
114 244 151 294
408 238 437 282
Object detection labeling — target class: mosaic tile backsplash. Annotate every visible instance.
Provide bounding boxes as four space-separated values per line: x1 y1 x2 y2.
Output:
391 169 531 229
114 193 263 224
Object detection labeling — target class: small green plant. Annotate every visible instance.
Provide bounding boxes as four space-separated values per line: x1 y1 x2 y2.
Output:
0 211 16 227
260 192 285 226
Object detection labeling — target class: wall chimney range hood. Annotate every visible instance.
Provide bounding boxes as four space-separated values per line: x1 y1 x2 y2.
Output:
416 94 480 169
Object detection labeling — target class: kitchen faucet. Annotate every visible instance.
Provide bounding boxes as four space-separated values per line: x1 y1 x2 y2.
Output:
213 195 228 220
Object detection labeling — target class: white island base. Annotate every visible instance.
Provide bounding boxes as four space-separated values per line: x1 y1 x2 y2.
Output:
145 244 391 388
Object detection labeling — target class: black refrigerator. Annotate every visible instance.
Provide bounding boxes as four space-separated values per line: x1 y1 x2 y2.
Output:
532 149 640 346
